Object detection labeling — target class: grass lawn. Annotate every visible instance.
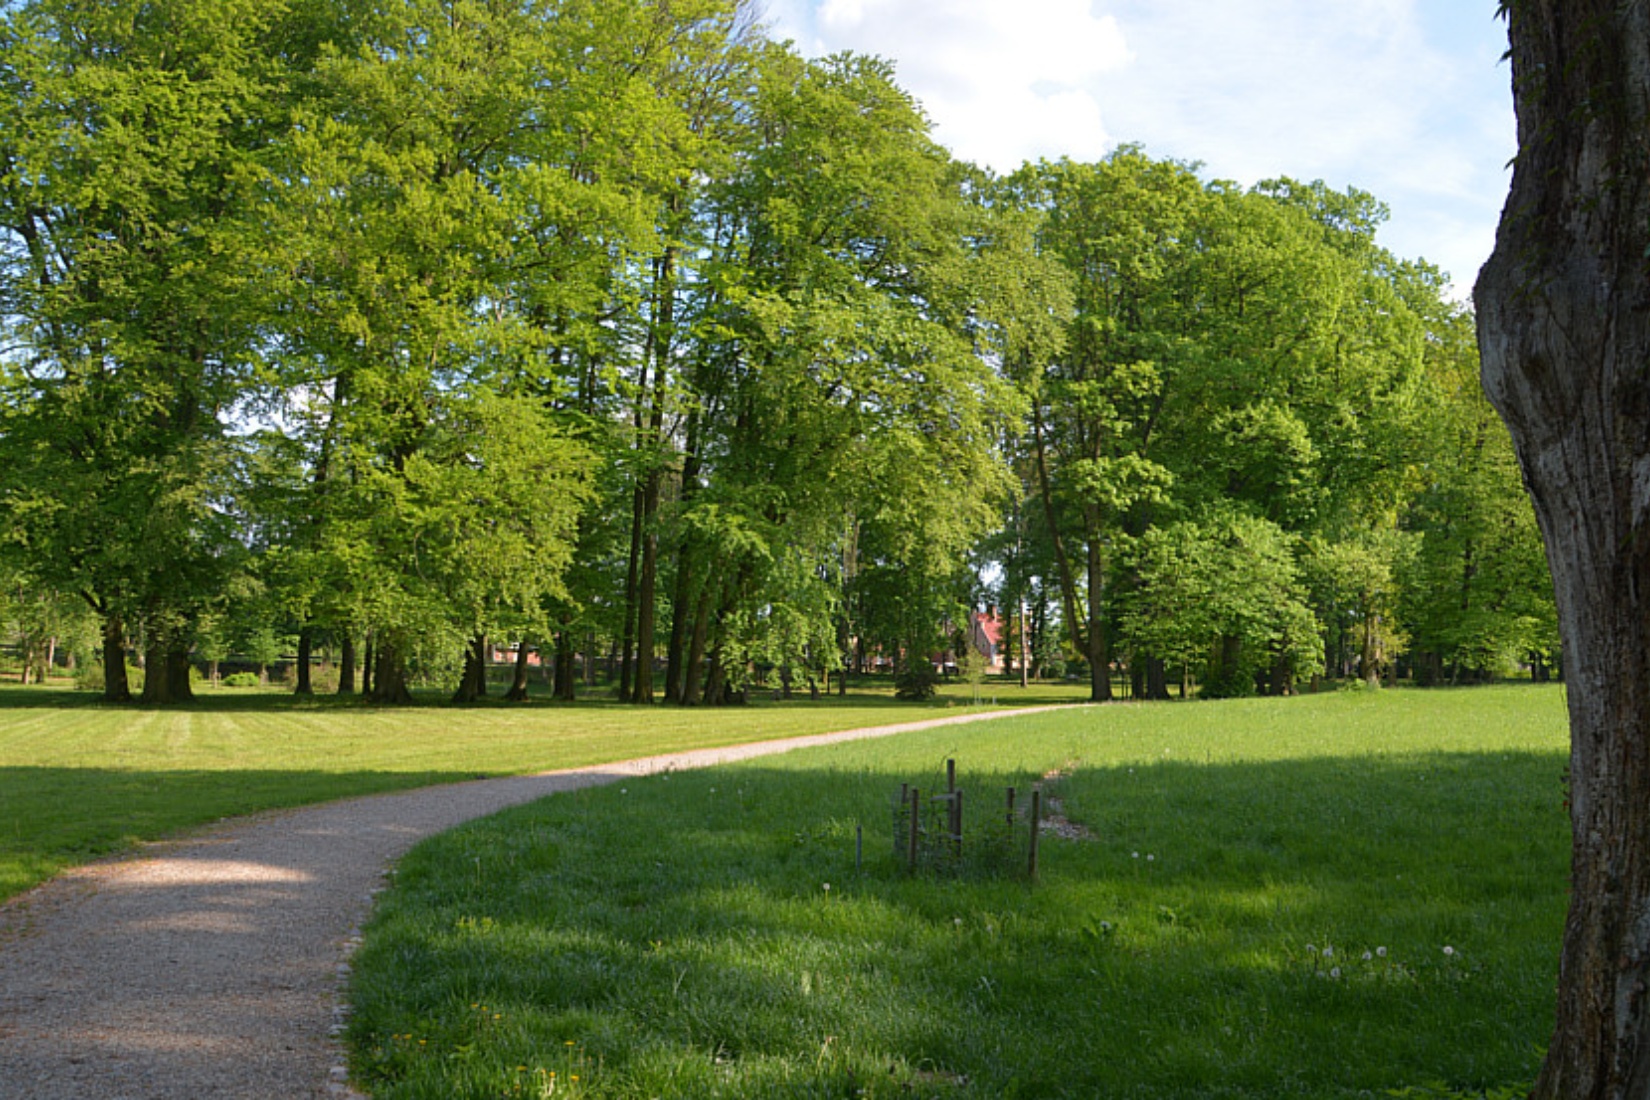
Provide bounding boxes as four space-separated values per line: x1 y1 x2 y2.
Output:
345 685 1570 1100
0 676 1082 903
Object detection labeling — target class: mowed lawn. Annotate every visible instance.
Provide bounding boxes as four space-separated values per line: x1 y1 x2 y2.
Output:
346 685 1571 1100
0 679 1081 903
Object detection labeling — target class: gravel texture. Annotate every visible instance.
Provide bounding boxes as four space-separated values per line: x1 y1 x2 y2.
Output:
0 707 1052 1099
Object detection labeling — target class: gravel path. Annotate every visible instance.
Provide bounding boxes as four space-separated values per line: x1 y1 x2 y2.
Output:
0 706 1053 1099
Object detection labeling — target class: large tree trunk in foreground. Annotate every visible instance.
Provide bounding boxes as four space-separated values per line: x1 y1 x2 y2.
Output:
1477 4 1650 1095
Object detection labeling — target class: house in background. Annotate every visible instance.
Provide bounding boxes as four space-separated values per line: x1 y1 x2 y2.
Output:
968 607 1007 674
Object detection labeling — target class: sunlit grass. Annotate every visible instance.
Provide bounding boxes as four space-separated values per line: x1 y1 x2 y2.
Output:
0 677 1083 902
348 685 1570 1099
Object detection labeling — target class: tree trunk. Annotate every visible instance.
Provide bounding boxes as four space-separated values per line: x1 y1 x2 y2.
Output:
368 639 413 705
619 484 643 699
1477 4 1650 1095
452 635 487 703
682 586 713 706
139 638 194 705
338 634 356 695
294 627 314 695
1085 535 1112 702
1147 656 1169 701
554 634 578 702
360 634 374 698
632 476 659 705
1361 613 1380 687
140 636 167 703
505 641 532 702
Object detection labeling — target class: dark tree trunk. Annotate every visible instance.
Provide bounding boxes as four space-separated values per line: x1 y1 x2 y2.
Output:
664 413 702 705
704 646 727 707
360 634 374 698
619 484 643 699
554 634 578 702
140 636 166 703
1269 652 1294 697
452 635 487 703
1477 4 1650 1095
632 475 659 705
505 641 532 702
682 586 712 706
294 627 314 695
338 634 356 695
139 639 194 705
1147 656 1169 701
367 639 412 705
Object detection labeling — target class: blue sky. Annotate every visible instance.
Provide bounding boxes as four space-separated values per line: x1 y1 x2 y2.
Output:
761 0 1515 299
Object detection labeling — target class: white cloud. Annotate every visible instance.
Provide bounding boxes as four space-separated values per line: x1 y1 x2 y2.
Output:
767 0 1132 168
763 0 1514 293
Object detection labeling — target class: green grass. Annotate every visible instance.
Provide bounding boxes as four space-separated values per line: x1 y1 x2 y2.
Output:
345 685 1571 1100
0 677 1083 902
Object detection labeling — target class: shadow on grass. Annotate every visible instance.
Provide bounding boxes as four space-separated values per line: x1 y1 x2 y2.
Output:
0 766 473 901
351 749 1568 1100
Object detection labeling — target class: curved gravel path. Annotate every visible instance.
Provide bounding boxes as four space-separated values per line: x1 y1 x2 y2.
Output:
0 707 1054 1099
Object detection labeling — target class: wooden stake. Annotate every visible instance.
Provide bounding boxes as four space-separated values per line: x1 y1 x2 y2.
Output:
954 787 964 858
1007 786 1017 831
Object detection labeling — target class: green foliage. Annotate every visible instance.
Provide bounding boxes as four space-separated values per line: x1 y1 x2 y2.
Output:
893 662 940 701
221 671 260 688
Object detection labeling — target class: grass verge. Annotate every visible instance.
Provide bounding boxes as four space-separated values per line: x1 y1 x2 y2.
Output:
346 685 1570 1099
0 679 1080 903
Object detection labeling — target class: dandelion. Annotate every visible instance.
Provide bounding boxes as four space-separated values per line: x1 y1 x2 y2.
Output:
1376 946 1387 958
1330 967 1341 979
1146 854 1155 862
1305 943 1316 954
1443 945 1455 956
823 883 831 894
1132 851 1140 859
620 788 628 794
954 917 963 927
1362 951 1372 961
1322 946 1334 958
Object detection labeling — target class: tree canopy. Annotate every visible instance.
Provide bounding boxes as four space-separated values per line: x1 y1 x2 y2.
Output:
0 0 1553 706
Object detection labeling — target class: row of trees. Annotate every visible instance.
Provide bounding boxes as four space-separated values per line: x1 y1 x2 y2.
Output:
0 0 1553 705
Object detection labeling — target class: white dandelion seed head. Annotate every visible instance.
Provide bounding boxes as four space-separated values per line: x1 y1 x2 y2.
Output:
1305 944 1316 954
1146 854 1155 862
1323 946 1333 958
1362 951 1373 961
1330 967 1341 979
1376 946 1387 957
1132 852 1139 859
1443 945 1455 956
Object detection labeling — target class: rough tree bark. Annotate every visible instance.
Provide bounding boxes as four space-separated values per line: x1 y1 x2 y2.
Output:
1476 3 1650 1096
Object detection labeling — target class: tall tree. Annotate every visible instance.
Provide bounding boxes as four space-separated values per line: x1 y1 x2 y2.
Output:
1476 3 1650 1096
0 0 294 702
